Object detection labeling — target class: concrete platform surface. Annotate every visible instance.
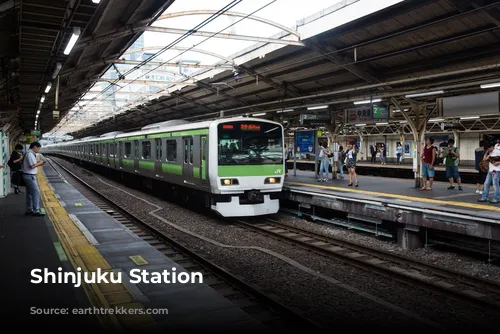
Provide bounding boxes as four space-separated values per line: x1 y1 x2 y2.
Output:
284 170 500 221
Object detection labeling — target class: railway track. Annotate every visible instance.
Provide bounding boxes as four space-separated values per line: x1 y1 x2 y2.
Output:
234 218 500 312
48 158 320 331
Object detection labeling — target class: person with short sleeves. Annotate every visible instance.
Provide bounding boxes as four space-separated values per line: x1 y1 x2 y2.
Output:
21 142 45 216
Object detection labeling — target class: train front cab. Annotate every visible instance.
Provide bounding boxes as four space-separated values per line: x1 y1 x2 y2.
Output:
209 119 284 217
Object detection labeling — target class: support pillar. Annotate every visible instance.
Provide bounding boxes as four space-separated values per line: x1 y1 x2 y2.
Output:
397 225 424 250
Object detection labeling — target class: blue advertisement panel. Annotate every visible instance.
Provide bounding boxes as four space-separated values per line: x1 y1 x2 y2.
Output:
295 131 314 154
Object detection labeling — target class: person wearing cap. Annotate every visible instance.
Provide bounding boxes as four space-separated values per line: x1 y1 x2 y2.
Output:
478 143 500 204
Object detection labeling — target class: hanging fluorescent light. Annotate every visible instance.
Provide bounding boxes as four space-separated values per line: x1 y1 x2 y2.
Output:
460 116 479 120
355 124 366 127
307 105 328 110
353 98 382 105
52 63 62 79
405 90 444 98
253 113 266 116
64 27 81 55
45 83 52 93
429 118 444 122
376 122 388 125
40 95 45 103
480 82 500 89
277 109 293 113
92 0 101 3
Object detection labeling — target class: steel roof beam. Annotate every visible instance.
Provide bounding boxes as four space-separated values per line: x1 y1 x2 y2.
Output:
75 26 304 50
122 46 235 64
145 10 300 38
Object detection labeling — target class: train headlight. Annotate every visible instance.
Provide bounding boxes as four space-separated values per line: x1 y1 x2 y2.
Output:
221 179 239 185
264 177 281 184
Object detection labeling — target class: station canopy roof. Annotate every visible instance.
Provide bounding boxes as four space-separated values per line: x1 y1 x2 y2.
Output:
38 0 500 139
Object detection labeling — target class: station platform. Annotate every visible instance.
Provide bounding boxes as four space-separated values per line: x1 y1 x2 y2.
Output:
0 163 269 331
282 171 500 248
287 160 478 184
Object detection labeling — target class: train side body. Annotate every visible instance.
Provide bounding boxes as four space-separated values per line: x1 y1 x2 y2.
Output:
42 118 285 217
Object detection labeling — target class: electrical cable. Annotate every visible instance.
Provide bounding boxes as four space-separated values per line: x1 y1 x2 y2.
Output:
60 0 278 136
53 0 243 133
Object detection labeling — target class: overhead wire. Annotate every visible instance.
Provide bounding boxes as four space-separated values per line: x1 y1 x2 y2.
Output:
53 0 243 134
99 0 278 122
61 0 279 136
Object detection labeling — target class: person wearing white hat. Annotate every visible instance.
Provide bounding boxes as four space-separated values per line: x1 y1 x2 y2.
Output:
478 143 500 204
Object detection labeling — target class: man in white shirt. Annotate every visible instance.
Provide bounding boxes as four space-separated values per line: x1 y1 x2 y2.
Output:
21 141 45 216
478 144 500 204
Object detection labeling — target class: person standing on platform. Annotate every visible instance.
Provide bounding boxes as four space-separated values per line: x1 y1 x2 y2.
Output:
338 146 345 179
396 142 403 164
370 143 376 163
475 140 487 195
318 143 332 182
8 144 24 194
478 143 500 204
346 143 359 187
420 137 436 191
380 145 387 165
21 141 45 216
441 138 462 191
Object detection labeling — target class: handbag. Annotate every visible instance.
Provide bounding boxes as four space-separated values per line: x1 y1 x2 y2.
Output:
480 154 489 173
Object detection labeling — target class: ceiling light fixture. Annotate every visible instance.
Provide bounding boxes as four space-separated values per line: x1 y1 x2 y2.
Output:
64 27 81 55
45 83 52 93
480 82 500 89
460 116 479 120
52 63 62 79
405 90 444 98
307 105 328 110
353 98 382 105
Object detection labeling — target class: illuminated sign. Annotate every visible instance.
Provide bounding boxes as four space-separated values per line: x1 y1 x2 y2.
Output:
240 124 261 131
223 124 234 129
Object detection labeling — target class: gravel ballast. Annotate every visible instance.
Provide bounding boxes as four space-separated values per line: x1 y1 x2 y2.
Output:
49 158 500 330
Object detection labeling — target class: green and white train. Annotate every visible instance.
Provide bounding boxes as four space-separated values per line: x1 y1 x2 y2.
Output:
43 118 285 217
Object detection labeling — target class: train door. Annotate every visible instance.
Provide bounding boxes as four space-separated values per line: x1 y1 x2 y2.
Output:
134 140 140 172
119 142 124 169
200 136 208 185
154 138 163 178
182 137 194 184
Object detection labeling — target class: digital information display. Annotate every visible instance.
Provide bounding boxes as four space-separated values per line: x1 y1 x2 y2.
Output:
222 124 261 131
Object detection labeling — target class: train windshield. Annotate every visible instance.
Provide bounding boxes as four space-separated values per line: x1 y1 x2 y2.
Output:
218 121 283 165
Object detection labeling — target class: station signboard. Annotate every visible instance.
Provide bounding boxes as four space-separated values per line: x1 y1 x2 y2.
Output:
345 103 389 123
300 112 331 126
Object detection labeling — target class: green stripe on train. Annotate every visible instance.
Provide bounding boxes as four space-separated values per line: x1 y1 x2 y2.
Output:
218 164 284 177
193 167 200 178
162 164 182 175
139 161 154 170
201 161 206 180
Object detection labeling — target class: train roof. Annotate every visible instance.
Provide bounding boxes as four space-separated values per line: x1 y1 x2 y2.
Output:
45 117 282 146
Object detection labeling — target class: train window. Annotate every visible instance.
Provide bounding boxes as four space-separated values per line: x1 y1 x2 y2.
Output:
124 142 131 158
184 139 188 164
134 140 139 159
103 143 107 157
90 144 94 155
155 139 162 161
166 140 177 162
189 137 193 164
142 141 151 160
202 137 207 161
109 143 114 156
95 144 99 155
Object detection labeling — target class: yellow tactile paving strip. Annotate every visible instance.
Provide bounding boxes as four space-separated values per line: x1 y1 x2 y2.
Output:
286 181 500 212
37 170 156 331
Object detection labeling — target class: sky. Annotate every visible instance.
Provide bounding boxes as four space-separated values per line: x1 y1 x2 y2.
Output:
50 0 404 136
